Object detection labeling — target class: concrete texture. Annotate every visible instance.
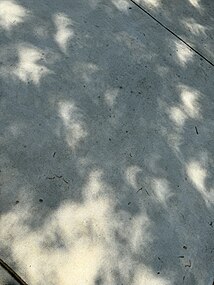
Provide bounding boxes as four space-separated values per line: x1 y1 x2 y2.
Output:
0 265 19 285
0 0 213 285
131 0 214 63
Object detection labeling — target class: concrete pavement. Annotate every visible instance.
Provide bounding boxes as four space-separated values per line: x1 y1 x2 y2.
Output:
130 0 214 64
0 0 214 284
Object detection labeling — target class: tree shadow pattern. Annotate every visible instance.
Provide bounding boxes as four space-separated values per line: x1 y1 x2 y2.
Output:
0 0 214 285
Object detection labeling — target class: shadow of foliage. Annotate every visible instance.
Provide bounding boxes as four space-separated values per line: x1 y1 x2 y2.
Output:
0 0 213 285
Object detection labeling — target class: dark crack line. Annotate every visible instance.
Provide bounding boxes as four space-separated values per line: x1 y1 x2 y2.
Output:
129 0 214 67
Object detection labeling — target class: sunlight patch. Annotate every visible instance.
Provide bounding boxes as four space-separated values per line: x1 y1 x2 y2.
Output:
73 62 99 83
53 13 74 53
125 165 142 189
134 265 171 285
104 88 119 107
83 169 106 200
58 101 87 150
186 160 214 205
188 0 201 9
111 0 130 12
13 45 51 84
135 0 161 8
174 41 193 66
8 122 25 137
131 214 151 252
152 178 172 205
0 167 154 285
187 161 206 192
168 85 202 130
169 106 187 127
57 242 104 285
116 32 153 62
0 0 27 30
179 85 201 119
181 18 207 36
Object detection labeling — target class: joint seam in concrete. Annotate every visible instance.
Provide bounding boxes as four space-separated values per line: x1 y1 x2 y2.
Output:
129 0 214 67
0 258 28 285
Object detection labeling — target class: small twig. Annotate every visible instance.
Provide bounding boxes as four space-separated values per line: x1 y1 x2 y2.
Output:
55 175 63 179
136 187 150 195
62 178 68 184
46 175 68 184
136 187 142 193
0 258 29 285
158 257 164 263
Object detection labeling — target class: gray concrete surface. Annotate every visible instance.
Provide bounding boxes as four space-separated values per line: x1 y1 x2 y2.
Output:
0 0 214 285
0 266 19 285
131 0 214 63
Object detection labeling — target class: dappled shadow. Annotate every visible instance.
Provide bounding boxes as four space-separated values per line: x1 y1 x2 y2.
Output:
0 0 28 31
0 0 213 285
129 0 214 63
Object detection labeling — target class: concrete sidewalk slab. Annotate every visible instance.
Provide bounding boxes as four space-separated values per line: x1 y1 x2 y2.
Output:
0 265 19 285
0 0 214 285
130 0 214 64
